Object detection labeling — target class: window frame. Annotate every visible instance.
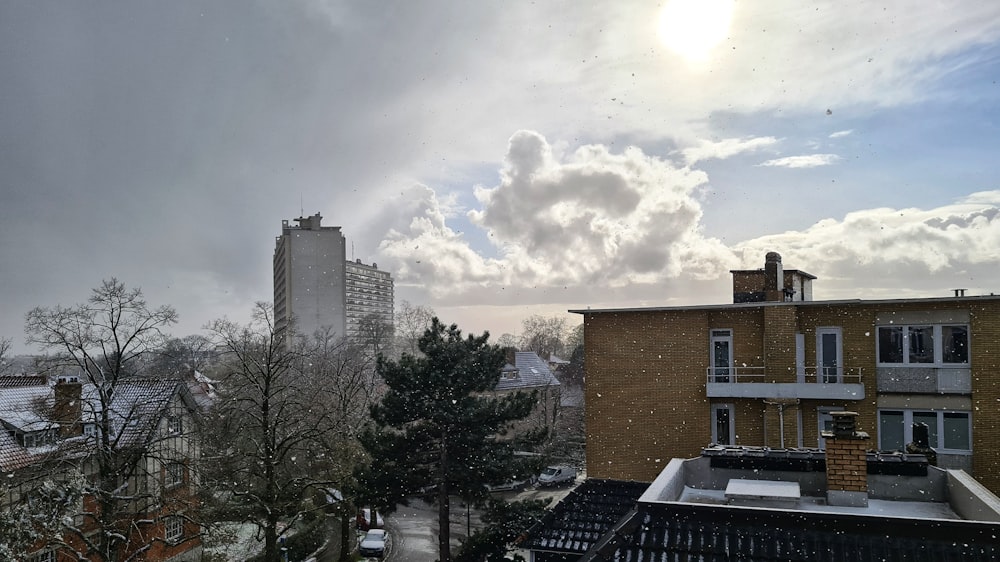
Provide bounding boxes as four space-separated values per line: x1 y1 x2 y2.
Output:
164 461 185 489
709 329 733 383
166 415 183 435
876 409 972 453
711 403 735 446
876 324 970 366
164 515 184 544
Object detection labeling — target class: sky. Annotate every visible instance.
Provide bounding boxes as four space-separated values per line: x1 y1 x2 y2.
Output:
2 1 1000 353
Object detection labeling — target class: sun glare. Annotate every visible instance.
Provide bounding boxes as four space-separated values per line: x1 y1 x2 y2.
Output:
658 0 734 63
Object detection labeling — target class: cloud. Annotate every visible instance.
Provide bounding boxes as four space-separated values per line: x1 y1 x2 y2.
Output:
734 191 1000 298
680 136 779 165
757 154 842 168
377 131 739 305
829 130 854 139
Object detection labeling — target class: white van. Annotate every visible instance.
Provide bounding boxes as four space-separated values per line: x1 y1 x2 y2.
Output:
537 465 577 487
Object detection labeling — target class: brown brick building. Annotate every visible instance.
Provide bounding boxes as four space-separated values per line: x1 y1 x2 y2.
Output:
573 252 1000 494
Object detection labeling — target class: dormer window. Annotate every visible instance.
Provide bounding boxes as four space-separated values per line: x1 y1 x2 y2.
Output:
503 369 520 380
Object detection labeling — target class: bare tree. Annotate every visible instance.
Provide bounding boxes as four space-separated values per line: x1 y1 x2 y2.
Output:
150 334 215 376
205 303 338 562
0 336 13 376
23 279 189 562
495 333 518 349
393 300 435 357
305 328 380 561
518 315 569 360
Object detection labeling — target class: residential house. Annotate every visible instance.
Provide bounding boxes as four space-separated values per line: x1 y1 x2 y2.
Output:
572 252 1000 495
0 375 202 562
496 351 562 440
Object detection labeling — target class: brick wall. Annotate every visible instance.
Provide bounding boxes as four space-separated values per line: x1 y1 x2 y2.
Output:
825 436 869 493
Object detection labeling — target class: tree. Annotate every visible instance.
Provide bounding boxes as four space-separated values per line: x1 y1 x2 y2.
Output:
517 315 568 360
0 472 84 561
204 304 339 562
24 279 182 561
304 328 381 561
0 336 13 375
360 318 538 562
150 334 215 376
454 498 548 562
393 300 435 357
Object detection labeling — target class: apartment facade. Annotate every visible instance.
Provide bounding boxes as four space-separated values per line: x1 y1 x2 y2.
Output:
274 213 393 339
574 252 1000 494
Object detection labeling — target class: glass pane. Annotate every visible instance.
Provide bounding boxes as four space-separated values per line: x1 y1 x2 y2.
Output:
943 413 971 450
712 340 730 382
878 326 903 363
913 412 937 448
879 411 904 451
715 407 731 445
942 325 968 364
908 326 934 363
820 332 838 382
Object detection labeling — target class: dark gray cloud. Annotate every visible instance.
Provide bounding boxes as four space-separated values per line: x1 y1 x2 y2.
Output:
2 1 1000 350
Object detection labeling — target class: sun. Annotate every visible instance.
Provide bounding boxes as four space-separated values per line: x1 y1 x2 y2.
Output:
658 0 735 63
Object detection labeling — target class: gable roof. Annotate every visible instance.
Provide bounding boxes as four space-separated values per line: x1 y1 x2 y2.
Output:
0 377 194 471
496 352 561 391
520 478 647 557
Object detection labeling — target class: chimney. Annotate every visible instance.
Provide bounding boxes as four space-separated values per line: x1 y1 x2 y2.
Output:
54 376 83 438
822 411 869 507
764 252 785 302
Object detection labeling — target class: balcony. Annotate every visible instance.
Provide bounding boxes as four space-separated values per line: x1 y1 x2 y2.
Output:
706 366 865 400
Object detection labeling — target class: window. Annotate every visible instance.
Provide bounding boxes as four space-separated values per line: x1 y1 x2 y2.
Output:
165 462 185 489
816 328 842 383
166 416 183 435
877 324 969 365
709 330 732 383
711 403 735 446
877 410 971 452
165 515 184 544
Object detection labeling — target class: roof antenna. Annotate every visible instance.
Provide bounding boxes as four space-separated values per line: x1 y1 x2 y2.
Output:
300 194 304 217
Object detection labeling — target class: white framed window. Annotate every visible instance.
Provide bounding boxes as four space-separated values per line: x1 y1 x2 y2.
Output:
165 515 184 544
165 462 185 489
877 409 972 453
816 327 842 383
711 403 735 446
877 324 969 365
166 416 183 435
709 329 733 383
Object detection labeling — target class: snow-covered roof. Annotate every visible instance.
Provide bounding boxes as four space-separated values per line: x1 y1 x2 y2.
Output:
0 377 192 471
495 352 561 391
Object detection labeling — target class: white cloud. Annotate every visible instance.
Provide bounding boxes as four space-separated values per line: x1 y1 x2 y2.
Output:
734 191 1000 298
377 131 739 306
680 136 779 165
757 154 841 168
829 130 854 139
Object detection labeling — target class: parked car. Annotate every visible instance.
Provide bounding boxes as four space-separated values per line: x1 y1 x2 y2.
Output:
359 528 388 558
357 507 384 531
537 465 577 487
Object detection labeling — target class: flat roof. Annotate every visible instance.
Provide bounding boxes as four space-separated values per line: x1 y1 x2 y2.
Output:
570 293 1000 315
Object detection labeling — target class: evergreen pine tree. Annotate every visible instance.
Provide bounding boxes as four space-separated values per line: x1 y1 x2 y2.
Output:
361 318 540 562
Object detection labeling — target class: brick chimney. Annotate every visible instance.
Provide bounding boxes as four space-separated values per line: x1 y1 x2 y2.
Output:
764 252 785 302
53 376 83 438
822 411 869 507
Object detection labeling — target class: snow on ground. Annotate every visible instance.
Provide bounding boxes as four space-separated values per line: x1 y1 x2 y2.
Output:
202 521 264 562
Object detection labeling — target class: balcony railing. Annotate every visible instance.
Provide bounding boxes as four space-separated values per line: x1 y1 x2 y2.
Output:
706 366 864 400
